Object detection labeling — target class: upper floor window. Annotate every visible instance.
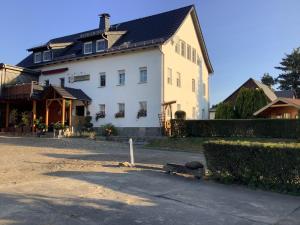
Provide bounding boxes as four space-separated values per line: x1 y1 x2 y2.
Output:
118 70 125 86
192 48 196 63
34 52 42 63
43 50 52 62
187 44 192 60
139 67 147 83
181 41 186 57
99 72 106 87
96 40 106 52
176 72 181 87
83 42 93 55
197 54 202 66
192 79 196 92
60 78 65 88
167 68 172 85
175 41 180 54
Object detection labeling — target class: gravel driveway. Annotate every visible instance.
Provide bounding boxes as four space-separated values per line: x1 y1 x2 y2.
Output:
0 136 299 225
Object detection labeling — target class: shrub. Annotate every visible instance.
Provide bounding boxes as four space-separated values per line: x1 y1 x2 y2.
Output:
83 111 93 131
174 119 300 139
101 123 118 136
203 140 300 194
215 103 236 119
175 110 186 120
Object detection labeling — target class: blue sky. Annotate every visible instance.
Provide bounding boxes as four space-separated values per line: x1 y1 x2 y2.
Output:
0 0 299 104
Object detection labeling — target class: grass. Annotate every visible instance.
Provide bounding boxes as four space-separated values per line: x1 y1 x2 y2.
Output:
145 137 300 153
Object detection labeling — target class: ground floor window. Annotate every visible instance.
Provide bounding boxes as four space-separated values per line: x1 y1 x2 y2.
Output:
76 106 85 116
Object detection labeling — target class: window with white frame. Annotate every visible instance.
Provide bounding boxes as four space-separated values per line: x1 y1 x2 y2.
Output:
177 104 181 111
83 42 93 54
96 40 106 52
197 54 201 66
176 72 181 87
192 48 196 63
34 52 42 63
181 41 186 57
187 44 192 60
175 40 180 54
118 70 125 85
192 79 196 92
99 104 106 113
99 72 106 87
43 50 52 62
167 68 172 85
192 107 196 119
139 67 147 83
138 101 147 118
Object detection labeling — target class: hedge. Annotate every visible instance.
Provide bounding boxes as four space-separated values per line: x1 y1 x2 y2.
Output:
171 119 300 139
203 141 300 194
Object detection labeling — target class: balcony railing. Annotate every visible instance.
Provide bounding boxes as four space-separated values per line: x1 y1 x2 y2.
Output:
0 81 44 100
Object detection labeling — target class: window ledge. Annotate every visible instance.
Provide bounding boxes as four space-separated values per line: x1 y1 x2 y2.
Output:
116 84 125 87
98 86 106 88
138 82 147 84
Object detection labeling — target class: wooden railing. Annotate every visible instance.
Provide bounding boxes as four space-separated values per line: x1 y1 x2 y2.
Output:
0 82 43 100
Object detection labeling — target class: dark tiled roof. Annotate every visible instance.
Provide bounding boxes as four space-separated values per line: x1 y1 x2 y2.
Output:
50 86 91 101
275 90 295 98
18 5 200 69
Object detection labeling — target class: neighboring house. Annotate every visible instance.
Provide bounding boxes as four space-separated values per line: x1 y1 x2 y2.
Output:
0 5 213 135
254 98 300 119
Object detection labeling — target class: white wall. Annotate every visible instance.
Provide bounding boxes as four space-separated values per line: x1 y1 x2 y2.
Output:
161 13 210 120
39 49 162 127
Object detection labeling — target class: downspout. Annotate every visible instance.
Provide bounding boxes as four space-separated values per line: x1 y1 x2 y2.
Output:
159 46 165 110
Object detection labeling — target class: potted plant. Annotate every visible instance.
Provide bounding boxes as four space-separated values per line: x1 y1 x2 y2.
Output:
137 109 147 119
95 111 105 121
21 111 31 133
34 117 47 137
101 123 118 139
115 111 125 118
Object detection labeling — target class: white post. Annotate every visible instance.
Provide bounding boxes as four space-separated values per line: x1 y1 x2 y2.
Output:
129 138 135 166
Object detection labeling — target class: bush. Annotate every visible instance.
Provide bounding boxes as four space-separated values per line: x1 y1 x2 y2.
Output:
203 140 300 194
174 119 300 139
101 123 118 137
215 103 236 119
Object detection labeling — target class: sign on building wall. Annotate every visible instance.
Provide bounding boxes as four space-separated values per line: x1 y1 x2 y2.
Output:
69 74 90 83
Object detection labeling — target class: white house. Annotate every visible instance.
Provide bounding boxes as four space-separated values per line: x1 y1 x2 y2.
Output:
16 5 213 136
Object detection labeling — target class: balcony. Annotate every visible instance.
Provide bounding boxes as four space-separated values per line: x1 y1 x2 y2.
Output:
0 82 44 100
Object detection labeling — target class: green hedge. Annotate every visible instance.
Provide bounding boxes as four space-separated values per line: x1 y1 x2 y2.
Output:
171 119 300 139
203 141 300 194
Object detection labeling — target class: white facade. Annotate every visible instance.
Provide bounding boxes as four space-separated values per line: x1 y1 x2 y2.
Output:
38 11 211 128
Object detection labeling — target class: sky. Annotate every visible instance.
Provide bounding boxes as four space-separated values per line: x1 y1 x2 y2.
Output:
0 0 300 105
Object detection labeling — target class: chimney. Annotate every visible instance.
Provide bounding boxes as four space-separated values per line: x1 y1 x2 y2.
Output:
99 13 110 31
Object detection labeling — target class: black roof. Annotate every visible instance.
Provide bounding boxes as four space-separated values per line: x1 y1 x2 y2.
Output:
275 90 295 99
17 5 213 73
47 86 91 102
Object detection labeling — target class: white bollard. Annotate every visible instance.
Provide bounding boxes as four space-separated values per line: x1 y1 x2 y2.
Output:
129 138 135 166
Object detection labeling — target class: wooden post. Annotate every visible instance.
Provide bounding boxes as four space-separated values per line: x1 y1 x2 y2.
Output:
62 99 65 126
5 102 9 128
32 100 36 132
45 100 49 127
68 100 72 127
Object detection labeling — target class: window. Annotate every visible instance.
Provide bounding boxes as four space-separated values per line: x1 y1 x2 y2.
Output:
192 79 196 92
181 41 186 57
167 68 172 85
203 83 206 96
175 41 180 54
197 54 201 66
115 103 125 118
192 107 196 119
118 70 125 86
44 80 49 86
99 104 106 113
192 48 196 63
187 44 192 60
119 103 125 112
43 50 52 62
177 104 181 111
76 106 85 116
83 42 93 54
176 72 181 87
96 40 106 52
139 67 147 83
60 78 65 87
34 52 42 63
99 73 106 87
138 101 147 118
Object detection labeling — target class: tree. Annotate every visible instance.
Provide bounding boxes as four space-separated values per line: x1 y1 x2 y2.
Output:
275 48 300 98
215 102 236 119
261 73 275 87
235 88 268 119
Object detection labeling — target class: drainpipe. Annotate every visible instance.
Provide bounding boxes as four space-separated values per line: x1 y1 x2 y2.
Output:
159 46 165 112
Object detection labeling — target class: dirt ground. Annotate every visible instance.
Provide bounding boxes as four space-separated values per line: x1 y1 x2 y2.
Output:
0 136 299 225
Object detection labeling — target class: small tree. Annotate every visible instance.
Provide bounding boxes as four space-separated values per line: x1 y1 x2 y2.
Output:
261 73 276 87
215 103 235 119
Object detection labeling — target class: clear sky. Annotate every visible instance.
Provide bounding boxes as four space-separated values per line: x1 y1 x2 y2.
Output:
0 0 299 104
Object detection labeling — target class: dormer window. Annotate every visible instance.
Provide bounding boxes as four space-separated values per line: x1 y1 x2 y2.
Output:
83 42 93 54
96 40 106 52
34 52 42 63
43 50 52 62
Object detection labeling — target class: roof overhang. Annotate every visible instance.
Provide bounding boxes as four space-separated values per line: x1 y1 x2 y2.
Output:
0 63 40 75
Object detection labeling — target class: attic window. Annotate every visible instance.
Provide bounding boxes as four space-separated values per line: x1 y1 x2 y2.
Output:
83 42 93 54
34 52 42 63
96 40 106 52
43 50 52 62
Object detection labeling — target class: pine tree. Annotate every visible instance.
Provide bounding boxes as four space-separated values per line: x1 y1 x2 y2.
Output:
261 73 275 87
275 48 300 97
